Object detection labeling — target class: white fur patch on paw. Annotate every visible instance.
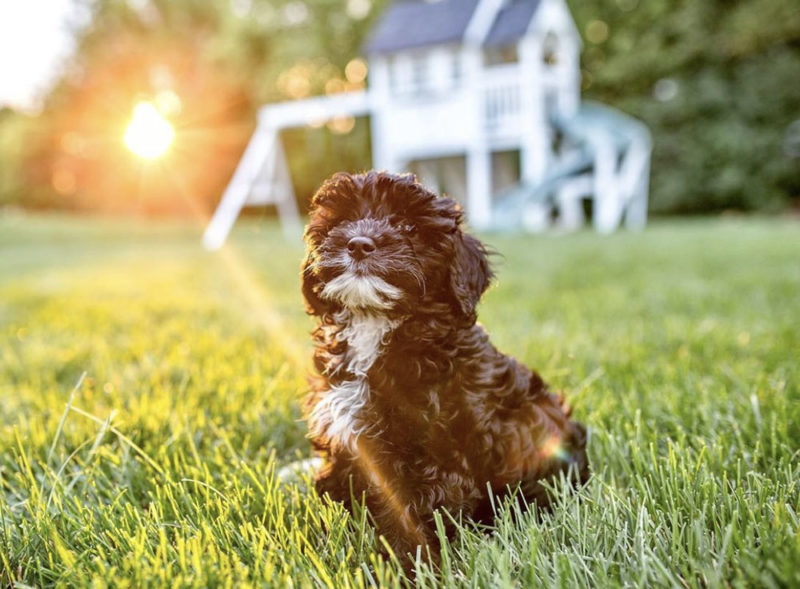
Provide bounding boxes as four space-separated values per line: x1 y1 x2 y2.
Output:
276 457 323 484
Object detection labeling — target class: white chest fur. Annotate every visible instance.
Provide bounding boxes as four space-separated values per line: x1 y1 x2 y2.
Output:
336 312 399 376
308 311 400 450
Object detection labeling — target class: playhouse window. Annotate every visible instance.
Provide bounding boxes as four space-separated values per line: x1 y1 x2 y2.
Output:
450 52 462 85
484 44 518 66
387 56 398 89
543 32 559 66
389 57 407 92
410 53 430 93
388 55 414 94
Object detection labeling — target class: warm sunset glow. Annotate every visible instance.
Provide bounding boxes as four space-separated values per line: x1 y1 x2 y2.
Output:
124 102 174 159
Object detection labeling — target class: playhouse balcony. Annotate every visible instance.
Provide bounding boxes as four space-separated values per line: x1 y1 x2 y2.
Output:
482 64 525 143
378 62 549 160
378 88 475 160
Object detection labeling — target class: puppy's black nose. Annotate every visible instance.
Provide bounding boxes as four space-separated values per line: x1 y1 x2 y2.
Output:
347 236 376 260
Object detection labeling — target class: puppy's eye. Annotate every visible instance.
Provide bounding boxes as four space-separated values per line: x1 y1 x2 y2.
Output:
389 215 415 234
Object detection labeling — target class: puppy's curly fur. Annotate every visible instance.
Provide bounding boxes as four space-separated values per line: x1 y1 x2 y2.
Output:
302 171 589 562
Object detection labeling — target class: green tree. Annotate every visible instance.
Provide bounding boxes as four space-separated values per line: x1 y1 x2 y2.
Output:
568 0 800 213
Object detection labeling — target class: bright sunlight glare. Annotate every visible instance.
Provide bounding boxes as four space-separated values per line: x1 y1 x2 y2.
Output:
124 102 174 159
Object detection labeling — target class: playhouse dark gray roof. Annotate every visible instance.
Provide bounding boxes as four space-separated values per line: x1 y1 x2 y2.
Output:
484 0 541 47
365 0 544 54
364 0 481 54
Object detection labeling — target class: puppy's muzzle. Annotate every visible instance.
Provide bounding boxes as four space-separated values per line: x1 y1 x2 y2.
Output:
347 236 377 261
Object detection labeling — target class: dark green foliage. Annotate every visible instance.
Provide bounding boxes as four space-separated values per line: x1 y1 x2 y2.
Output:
569 0 800 213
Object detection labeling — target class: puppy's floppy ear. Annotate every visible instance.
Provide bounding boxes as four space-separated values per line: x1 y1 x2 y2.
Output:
301 251 330 316
449 231 493 321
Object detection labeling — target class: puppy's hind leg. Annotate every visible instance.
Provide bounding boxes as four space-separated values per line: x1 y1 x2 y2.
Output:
519 419 589 511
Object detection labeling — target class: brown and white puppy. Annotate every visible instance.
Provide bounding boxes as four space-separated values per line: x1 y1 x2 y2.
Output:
301 171 588 563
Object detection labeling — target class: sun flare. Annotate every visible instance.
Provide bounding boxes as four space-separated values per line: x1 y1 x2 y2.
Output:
124 102 174 159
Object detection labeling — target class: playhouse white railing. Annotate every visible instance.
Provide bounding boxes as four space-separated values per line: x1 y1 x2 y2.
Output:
482 65 523 137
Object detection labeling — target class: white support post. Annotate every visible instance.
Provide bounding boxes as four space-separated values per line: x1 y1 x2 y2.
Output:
592 137 622 234
367 56 395 172
556 173 593 231
462 41 492 229
272 139 303 239
518 38 548 186
466 148 492 229
624 145 650 231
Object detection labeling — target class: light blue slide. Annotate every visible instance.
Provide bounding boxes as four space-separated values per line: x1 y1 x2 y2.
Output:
491 101 651 232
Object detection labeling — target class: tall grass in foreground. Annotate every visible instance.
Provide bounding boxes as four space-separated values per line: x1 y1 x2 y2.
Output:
0 213 798 587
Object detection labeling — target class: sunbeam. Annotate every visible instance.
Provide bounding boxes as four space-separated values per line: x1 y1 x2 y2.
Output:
155 156 307 370
355 438 427 549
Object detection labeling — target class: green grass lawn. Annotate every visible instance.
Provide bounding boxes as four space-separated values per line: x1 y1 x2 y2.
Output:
1 212 798 587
